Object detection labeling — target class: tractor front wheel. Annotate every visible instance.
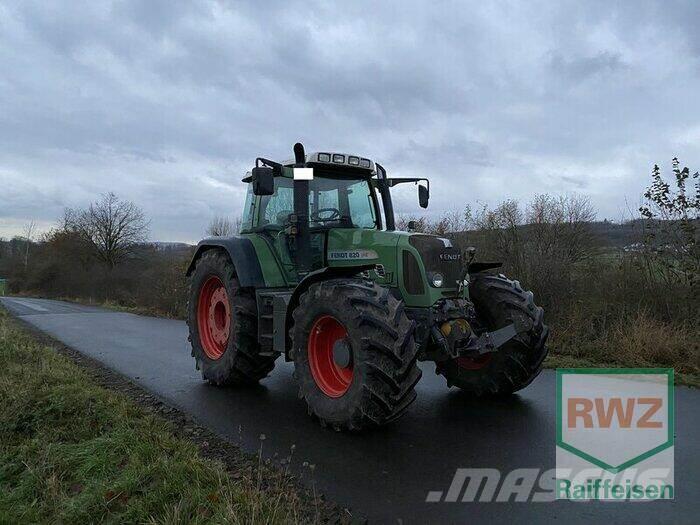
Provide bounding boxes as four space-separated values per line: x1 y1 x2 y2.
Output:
437 274 549 395
292 278 421 431
187 250 277 385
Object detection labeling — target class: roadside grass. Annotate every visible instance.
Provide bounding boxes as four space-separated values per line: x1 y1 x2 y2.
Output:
66 297 177 318
547 307 699 388
7 289 185 319
16 293 181 319
0 307 326 524
537 253 699 388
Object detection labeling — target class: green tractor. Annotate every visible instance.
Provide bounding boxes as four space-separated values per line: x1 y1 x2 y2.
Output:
186 143 548 431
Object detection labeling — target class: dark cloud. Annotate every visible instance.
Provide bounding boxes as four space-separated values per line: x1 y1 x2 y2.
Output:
549 51 627 82
1 0 699 241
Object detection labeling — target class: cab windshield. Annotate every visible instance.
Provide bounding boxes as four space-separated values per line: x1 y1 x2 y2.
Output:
254 175 378 230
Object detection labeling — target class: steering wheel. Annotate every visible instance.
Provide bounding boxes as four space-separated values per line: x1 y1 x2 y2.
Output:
311 207 342 222
276 210 293 225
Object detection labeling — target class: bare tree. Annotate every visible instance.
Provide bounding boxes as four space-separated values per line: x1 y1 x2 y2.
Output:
473 199 525 274
395 215 428 232
22 220 36 271
429 209 467 237
68 193 150 268
557 194 597 263
527 194 596 264
206 215 238 236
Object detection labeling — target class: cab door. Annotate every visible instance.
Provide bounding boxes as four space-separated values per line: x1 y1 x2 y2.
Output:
253 176 298 283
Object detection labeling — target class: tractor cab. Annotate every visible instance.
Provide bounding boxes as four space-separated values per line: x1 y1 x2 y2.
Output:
240 163 381 281
241 145 431 287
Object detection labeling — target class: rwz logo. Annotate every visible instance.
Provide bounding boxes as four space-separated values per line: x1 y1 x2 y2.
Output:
567 397 663 429
556 368 674 500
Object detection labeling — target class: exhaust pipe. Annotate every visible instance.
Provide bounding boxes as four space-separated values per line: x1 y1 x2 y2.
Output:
292 142 311 275
294 142 306 164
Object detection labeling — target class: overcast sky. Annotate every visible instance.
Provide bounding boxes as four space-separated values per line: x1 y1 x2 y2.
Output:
1 0 699 242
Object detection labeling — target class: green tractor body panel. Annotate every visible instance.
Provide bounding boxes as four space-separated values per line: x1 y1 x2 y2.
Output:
326 228 400 285
237 226 464 309
244 233 289 287
326 229 461 307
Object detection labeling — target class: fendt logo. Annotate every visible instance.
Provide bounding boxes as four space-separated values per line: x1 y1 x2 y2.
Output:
556 369 674 500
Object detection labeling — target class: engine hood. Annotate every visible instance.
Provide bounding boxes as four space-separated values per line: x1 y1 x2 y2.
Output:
325 229 465 308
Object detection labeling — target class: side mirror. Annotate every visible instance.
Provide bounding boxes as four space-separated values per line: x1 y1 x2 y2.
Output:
418 184 429 208
407 220 417 232
252 166 274 196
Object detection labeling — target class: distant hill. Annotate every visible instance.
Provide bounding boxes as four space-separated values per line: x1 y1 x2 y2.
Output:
449 220 649 252
148 241 194 252
587 220 643 248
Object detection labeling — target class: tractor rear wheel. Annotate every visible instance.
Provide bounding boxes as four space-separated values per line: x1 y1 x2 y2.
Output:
437 274 549 395
187 250 276 385
292 278 421 431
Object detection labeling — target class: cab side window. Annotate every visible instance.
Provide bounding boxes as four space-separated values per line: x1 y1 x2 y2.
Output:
259 177 294 227
240 185 255 232
346 180 376 228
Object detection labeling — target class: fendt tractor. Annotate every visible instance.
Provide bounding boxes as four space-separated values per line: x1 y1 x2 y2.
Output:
186 143 548 430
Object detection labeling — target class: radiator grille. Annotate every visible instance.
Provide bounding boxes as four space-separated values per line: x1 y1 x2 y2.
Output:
402 250 425 295
408 235 462 288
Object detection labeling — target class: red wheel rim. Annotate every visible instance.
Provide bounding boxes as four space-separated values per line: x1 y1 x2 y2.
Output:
197 276 230 360
456 354 493 370
307 315 353 398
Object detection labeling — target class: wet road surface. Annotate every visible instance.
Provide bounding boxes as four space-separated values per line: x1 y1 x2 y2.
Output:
2 296 698 523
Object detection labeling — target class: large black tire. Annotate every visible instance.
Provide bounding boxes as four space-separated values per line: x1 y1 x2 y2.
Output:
438 274 549 395
187 250 276 385
291 278 421 431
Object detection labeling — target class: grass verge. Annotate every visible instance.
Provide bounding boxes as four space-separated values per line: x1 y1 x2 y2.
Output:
546 308 699 388
0 306 342 524
44 294 179 319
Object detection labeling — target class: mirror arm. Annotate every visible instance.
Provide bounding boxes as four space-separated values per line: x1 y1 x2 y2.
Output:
387 177 429 190
256 157 283 173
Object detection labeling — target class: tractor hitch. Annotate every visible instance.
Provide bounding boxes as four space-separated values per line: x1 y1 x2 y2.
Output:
461 323 518 355
429 317 519 362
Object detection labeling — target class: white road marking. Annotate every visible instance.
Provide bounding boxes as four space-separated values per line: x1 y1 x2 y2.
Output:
11 299 49 312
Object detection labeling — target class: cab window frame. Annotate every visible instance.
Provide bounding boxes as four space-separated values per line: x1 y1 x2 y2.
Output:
248 172 383 231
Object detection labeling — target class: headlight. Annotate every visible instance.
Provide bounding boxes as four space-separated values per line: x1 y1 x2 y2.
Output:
431 273 444 287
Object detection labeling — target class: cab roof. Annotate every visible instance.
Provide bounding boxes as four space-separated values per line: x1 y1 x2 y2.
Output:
283 151 375 175
242 151 377 182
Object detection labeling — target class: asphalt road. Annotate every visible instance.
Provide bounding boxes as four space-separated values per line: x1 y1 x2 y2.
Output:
2 296 698 524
